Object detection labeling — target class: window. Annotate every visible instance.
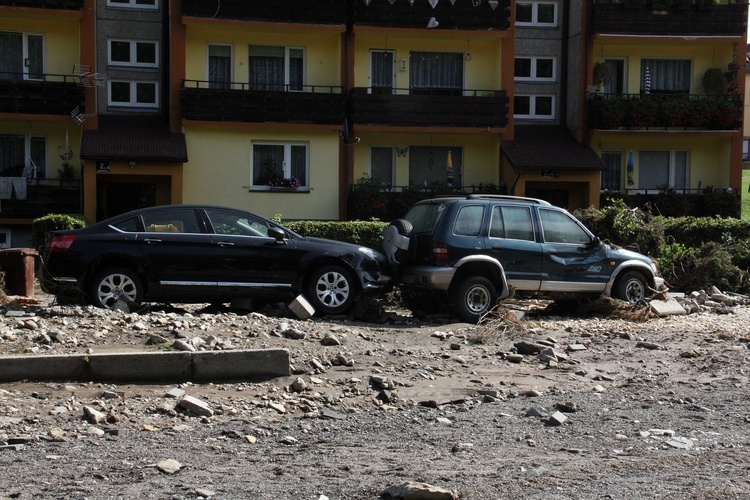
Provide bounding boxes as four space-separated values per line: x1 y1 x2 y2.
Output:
516 1 558 27
491 205 535 241
453 205 484 237
208 44 232 89
539 209 591 244
601 151 622 191
514 57 556 82
743 138 749 161
251 142 309 188
109 80 158 108
370 147 394 187
410 51 463 95
638 150 688 190
408 147 462 187
206 208 272 238
0 134 46 178
248 45 304 91
0 31 44 80
370 50 395 94
142 209 201 234
514 94 555 119
107 0 158 9
109 39 158 68
641 59 691 95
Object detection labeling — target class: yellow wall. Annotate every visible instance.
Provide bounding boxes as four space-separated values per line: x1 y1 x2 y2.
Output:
593 133 731 189
591 40 735 93
354 132 501 187
353 33 502 90
182 126 340 220
185 26 341 87
0 17 80 76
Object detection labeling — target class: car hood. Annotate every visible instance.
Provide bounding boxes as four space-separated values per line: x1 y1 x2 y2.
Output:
603 243 654 264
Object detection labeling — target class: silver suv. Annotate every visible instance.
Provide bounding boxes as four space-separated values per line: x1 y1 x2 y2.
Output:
382 195 665 323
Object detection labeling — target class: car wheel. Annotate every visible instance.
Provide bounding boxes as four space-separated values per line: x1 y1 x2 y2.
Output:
450 276 497 324
382 219 414 266
306 265 357 315
614 270 648 303
89 268 143 309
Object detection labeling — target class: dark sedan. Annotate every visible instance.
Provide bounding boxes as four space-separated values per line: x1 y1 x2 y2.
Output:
41 205 391 315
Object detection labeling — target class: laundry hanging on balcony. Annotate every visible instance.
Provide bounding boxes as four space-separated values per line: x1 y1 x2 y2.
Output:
0 177 26 201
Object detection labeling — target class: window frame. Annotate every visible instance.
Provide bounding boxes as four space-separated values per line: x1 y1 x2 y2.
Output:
248 45 306 92
516 1 558 27
637 150 689 191
107 0 158 10
514 94 555 120
514 56 556 82
0 31 45 81
108 39 159 68
108 80 159 108
207 43 233 89
369 146 395 188
250 141 310 190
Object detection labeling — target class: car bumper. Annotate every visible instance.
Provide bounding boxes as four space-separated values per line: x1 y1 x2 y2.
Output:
398 266 455 291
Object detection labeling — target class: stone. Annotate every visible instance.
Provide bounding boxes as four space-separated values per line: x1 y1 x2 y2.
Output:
636 341 662 350
179 395 214 417
505 354 524 364
284 328 308 340
320 332 341 346
173 339 196 352
380 481 458 500
649 298 687 317
525 407 547 418
156 459 182 475
165 388 186 399
666 437 694 450
278 436 298 445
83 405 105 424
289 294 315 319
546 411 568 426
514 341 542 355
291 377 307 393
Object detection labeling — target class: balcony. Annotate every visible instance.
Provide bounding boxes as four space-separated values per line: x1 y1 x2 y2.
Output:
0 180 81 221
181 0 346 25
0 0 82 10
591 1 747 37
352 0 511 31
181 81 346 125
0 73 85 116
351 87 509 129
588 93 742 131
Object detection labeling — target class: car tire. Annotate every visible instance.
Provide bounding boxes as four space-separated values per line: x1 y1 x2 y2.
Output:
614 270 648 303
306 265 357 315
450 276 497 324
382 219 414 266
89 268 144 309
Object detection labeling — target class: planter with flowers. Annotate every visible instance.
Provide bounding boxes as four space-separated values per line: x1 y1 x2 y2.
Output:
268 176 303 191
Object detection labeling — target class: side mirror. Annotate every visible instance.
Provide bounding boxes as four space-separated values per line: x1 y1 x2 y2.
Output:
588 236 601 248
268 227 286 244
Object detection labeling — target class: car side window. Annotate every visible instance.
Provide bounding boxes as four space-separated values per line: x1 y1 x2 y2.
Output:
453 205 484 236
205 209 270 237
489 205 504 238
112 216 140 232
540 209 591 244
501 206 535 241
142 209 201 234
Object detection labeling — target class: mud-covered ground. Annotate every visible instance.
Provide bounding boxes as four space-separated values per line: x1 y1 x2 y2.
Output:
1 295 749 499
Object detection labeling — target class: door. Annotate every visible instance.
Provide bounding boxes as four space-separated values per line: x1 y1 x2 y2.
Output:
370 50 394 94
135 207 219 299
603 58 625 95
538 208 610 293
485 204 542 291
203 207 304 295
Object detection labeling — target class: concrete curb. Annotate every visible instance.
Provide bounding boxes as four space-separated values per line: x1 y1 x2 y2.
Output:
0 349 290 383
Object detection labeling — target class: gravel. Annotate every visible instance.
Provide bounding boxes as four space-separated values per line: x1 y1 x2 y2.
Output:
1 294 749 499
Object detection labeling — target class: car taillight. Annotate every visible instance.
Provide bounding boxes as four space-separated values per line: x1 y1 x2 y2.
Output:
432 243 449 262
47 235 76 253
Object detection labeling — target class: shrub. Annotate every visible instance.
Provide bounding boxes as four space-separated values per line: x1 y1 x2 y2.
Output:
285 220 387 250
31 214 87 254
657 241 742 293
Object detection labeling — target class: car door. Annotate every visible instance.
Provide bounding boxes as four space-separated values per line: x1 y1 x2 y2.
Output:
538 208 611 293
485 204 543 291
135 208 218 297
203 208 303 294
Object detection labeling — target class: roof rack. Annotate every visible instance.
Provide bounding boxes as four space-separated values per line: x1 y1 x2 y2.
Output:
465 194 551 205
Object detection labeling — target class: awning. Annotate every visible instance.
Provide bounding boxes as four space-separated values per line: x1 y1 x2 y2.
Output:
81 115 188 163
502 126 605 171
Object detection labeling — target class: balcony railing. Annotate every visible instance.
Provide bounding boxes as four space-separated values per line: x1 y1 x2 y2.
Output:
182 0 346 25
181 81 346 125
351 87 509 129
0 0 82 9
591 1 747 37
0 180 81 220
352 0 511 31
0 73 85 116
588 93 742 130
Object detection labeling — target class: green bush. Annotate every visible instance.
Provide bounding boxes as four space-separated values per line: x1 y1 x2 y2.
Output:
31 214 87 254
285 220 387 250
660 215 750 247
657 241 743 293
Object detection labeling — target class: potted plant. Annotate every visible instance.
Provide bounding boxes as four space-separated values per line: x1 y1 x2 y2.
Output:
592 61 612 91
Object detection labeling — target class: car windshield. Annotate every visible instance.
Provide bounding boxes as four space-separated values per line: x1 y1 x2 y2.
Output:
404 202 447 234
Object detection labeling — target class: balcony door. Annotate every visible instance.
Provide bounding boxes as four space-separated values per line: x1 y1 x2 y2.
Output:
409 51 463 95
603 58 625 95
208 44 232 89
0 32 43 81
248 45 304 92
370 50 394 94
